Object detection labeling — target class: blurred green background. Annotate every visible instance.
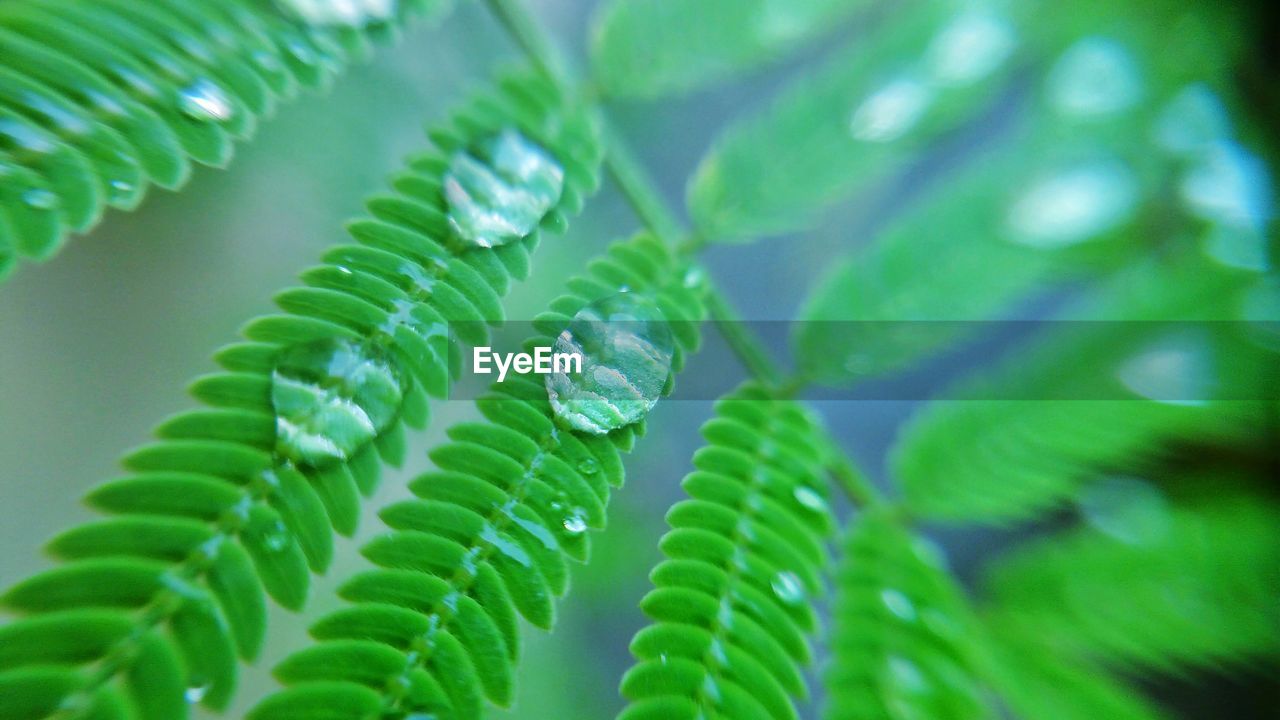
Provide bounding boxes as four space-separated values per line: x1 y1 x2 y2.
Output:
0 1 1275 718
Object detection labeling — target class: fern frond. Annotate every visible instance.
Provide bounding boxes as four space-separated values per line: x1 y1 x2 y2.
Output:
615 382 836 720
825 508 988 720
590 0 869 99
979 622 1166 720
0 68 602 720
0 0 453 280
982 486 1280 673
247 232 708 720
687 0 1026 241
891 260 1273 524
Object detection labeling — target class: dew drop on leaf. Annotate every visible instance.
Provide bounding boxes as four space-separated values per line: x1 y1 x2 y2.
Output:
546 292 675 434
21 188 57 210
771 570 805 605
1046 36 1143 117
793 485 828 513
576 457 599 475
562 510 588 536
926 10 1016 86
1006 160 1138 247
271 338 406 467
184 683 210 704
880 588 917 622
849 77 932 143
445 128 565 249
177 79 233 123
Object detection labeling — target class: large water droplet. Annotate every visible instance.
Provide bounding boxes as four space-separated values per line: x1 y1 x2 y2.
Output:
562 510 588 536
793 485 828 513
850 77 932 143
271 338 406 467
1079 476 1170 545
1047 37 1143 117
1116 331 1214 405
927 11 1016 86
445 128 564 249
1006 160 1138 247
277 0 397 26
771 571 805 605
545 293 675 435
177 79 233 123
1154 84 1231 157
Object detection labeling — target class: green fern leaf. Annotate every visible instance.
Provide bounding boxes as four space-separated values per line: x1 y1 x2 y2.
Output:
825 508 988 720
982 486 1280 672
0 0 453 280
616 382 836 720
248 232 708 720
892 260 1273 524
687 0 1026 241
590 0 869 99
978 623 1166 720
0 67 602 720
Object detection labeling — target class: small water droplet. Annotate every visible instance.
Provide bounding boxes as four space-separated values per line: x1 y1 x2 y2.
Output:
1079 476 1170 545
881 588 917 621
1006 160 1138 247
850 76 932 143
682 265 706 289
109 179 134 201
263 520 289 551
1116 331 1214 405
271 338 406 467
1047 37 1143 117
184 683 210 704
1154 84 1231 157
546 293 674 435
771 571 805 605
445 128 565 249
576 457 599 475
792 485 828 513
562 510 588 536
22 188 58 210
278 0 398 26
927 11 1016 86
177 79 233 123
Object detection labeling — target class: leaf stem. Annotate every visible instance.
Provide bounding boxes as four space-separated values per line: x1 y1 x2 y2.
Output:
481 0 874 507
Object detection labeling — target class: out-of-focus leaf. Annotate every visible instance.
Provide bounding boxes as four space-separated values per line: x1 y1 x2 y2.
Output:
590 0 870 99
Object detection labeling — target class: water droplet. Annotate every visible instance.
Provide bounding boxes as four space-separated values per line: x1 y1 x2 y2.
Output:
1047 37 1142 117
1116 331 1214 405
545 293 675 435
109 179 134 202
576 457 599 475
1181 141 1274 270
1006 160 1138 247
445 128 565 249
927 11 1016 86
184 683 210 704
562 510 588 536
1154 84 1231 157
682 265 706 289
278 0 398 26
850 76 932 143
22 188 58 210
177 79 233 123
263 520 289 552
880 588 916 621
771 571 805 605
1078 476 1170 545
271 338 406 467
793 485 828 513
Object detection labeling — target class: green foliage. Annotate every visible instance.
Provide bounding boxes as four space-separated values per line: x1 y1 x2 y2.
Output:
0 0 452 280
0 67 601 720
892 261 1273 524
825 508 987 720
983 483 1280 672
249 233 708 719
590 0 868 99
616 383 836 720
